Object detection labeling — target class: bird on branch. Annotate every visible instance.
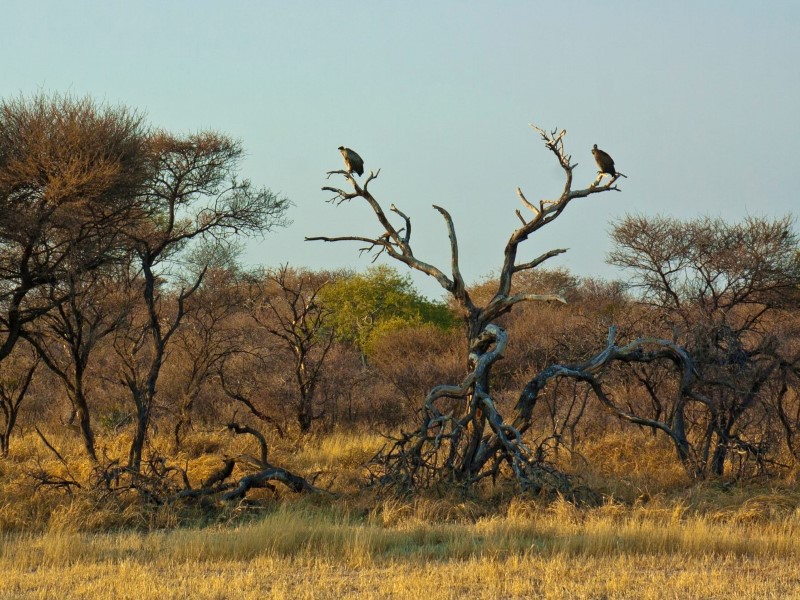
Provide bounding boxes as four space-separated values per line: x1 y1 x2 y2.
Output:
592 144 627 184
338 146 364 176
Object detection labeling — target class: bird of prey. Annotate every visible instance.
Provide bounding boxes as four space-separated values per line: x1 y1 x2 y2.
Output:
338 146 364 176
592 144 627 183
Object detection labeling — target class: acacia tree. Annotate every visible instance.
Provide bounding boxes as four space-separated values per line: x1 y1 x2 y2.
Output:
309 126 698 493
0 94 149 366
22 265 133 464
607 215 800 476
114 131 289 473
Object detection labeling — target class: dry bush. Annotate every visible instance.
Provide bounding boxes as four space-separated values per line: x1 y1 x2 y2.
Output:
368 324 464 422
316 343 371 429
570 430 689 501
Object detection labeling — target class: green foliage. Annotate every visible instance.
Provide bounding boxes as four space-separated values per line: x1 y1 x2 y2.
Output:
319 265 457 355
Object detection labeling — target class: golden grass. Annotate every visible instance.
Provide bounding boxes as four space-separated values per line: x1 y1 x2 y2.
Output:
3 499 800 598
2 428 800 597
4 553 800 599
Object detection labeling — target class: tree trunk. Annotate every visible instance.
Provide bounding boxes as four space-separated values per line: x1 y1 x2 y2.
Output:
670 403 698 478
75 402 98 464
297 410 313 433
128 401 150 473
710 441 728 477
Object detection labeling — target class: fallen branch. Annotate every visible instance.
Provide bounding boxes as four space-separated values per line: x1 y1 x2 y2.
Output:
221 465 327 501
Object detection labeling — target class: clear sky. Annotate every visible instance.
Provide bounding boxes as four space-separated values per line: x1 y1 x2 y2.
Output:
3 1 799 299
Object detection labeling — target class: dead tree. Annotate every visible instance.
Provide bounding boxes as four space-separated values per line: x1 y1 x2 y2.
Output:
162 421 323 505
308 126 701 493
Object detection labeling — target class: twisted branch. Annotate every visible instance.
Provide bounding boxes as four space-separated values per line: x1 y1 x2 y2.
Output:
315 126 631 495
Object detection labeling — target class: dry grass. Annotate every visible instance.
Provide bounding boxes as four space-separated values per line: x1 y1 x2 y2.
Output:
3 499 800 598
2 428 800 597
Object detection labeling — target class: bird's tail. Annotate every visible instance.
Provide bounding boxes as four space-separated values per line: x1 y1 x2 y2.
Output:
617 172 628 179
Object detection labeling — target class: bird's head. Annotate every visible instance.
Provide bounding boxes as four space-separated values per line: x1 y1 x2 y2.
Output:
592 144 598 151
337 146 345 152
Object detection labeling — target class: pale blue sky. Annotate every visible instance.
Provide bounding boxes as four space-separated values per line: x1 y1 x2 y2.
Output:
3 1 799 298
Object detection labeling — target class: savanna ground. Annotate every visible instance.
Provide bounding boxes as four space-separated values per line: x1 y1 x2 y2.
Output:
2 428 800 599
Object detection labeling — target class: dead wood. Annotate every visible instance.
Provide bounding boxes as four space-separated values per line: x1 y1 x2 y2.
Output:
227 421 269 465
310 126 674 497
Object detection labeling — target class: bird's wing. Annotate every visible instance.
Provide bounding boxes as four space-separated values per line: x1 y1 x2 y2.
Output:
594 149 615 173
347 149 364 174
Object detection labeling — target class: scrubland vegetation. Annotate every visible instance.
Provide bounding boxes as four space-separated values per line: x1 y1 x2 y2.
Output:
3 94 800 596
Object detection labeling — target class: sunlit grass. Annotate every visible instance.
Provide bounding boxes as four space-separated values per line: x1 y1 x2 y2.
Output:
3 499 800 598
2 428 800 596
290 429 386 471
4 554 800 600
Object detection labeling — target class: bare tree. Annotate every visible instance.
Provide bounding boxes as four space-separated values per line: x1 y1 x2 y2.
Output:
308 126 689 493
774 355 800 463
248 265 334 433
215 354 287 438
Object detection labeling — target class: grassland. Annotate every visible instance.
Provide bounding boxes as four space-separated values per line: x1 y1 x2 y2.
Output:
2 429 800 598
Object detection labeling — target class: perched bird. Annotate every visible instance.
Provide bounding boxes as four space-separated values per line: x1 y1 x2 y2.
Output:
338 146 364 176
592 144 627 181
